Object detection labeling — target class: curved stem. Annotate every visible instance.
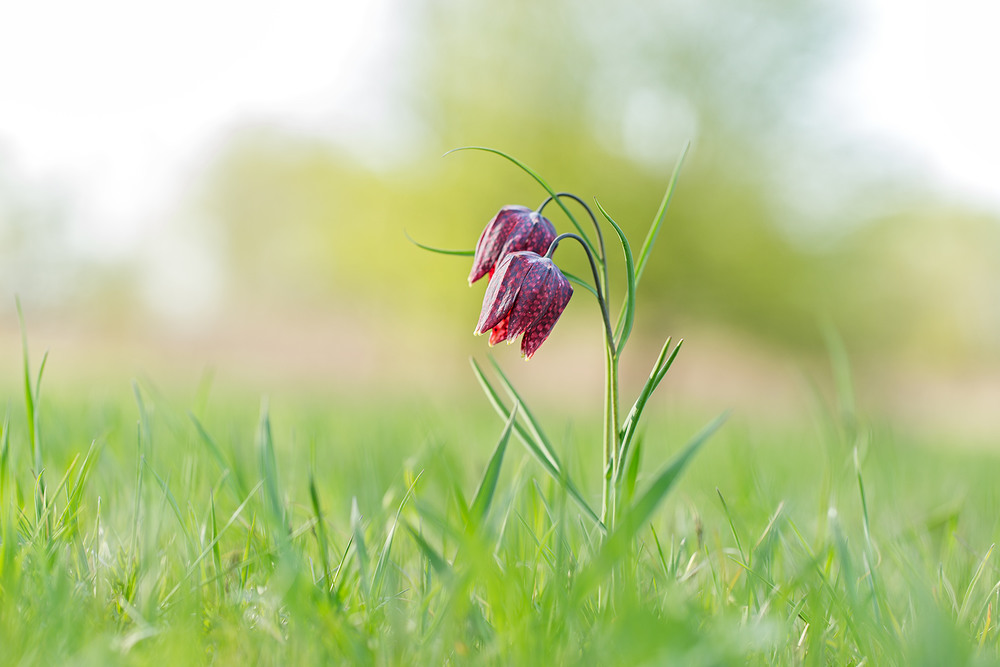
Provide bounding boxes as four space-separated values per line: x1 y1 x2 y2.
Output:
545 233 615 358
539 193 606 268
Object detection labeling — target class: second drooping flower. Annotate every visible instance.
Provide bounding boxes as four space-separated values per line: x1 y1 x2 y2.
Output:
468 205 556 285
475 250 573 358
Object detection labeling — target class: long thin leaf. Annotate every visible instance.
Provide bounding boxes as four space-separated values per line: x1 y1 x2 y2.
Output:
371 472 421 600
485 357 560 472
470 358 604 532
620 412 727 542
210 493 223 600
143 458 196 552
960 544 995 622
404 521 450 576
403 229 474 256
594 199 636 349
190 413 247 503
160 480 264 607
616 338 684 484
308 472 334 593
445 146 598 259
257 400 285 536
471 358 561 476
468 404 518 529
351 497 371 600
634 142 689 286
576 412 726 597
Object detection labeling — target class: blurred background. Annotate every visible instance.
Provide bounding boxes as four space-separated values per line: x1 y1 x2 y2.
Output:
1 0 998 438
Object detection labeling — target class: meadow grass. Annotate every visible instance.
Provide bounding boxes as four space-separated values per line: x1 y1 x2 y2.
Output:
2 350 1000 666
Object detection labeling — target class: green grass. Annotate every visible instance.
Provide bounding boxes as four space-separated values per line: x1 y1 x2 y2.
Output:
2 359 1000 666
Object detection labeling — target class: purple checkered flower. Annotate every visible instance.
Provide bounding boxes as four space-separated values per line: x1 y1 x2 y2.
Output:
468 206 556 285
474 251 573 358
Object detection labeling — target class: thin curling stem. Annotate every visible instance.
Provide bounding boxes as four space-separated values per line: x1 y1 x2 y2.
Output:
538 192 606 268
545 233 616 358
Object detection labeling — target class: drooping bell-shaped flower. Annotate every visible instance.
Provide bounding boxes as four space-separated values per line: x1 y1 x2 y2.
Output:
468 205 556 285
475 251 573 358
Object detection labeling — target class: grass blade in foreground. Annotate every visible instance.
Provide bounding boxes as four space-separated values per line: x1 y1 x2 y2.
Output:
471 358 604 532
468 403 518 530
577 412 728 594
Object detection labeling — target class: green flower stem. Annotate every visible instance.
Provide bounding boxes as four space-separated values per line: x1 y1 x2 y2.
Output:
545 234 615 355
546 231 619 532
540 194 610 328
603 344 621 531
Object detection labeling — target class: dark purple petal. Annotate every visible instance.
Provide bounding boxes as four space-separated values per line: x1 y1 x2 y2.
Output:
468 205 534 284
520 271 572 358
474 252 534 334
504 259 559 339
498 211 556 259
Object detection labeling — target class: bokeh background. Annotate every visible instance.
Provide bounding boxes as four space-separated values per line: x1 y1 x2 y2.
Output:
1 0 998 438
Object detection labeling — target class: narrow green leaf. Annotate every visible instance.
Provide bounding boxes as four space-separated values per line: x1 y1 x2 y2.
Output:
577 413 725 598
634 142 689 287
594 199 637 349
403 229 474 256
0 407 11 499
616 338 683 484
371 473 420 600
445 146 598 259
257 400 285 537
485 357 560 472
623 433 643 505
620 412 727 540
468 403 517 529
308 472 334 592
404 521 450 576
210 493 223 600
161 480 264 607
717 488 747 566
471 358 605 532
960 544 995 622
351 497 371 599
471 358 560 477
63 440 101 526
190 413 247 503
16 298 37 469
132 381 152 455
142 458 196 552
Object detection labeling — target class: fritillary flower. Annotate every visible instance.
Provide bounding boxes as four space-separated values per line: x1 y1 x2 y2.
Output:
468 206 556 285
475 251 573 358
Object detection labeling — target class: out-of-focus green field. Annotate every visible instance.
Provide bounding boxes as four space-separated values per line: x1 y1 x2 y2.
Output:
2 347 1000 666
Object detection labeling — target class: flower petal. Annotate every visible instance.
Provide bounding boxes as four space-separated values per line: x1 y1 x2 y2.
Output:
504 259 559 339
520 272 573 358
468 205 533 284
475 252 533 334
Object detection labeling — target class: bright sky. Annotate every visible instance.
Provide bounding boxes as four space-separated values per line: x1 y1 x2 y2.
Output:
0 0 402 257
1 0 999 259
823 0 1000 210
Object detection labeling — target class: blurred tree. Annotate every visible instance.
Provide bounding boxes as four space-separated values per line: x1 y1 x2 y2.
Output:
195 0 1000 370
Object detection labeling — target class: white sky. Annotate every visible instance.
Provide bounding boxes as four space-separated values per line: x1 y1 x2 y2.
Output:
0 0 402 257
822 0 1000 210
1 0 999 258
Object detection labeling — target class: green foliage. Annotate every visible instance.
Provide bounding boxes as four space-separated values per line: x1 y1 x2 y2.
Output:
0 354 999 664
